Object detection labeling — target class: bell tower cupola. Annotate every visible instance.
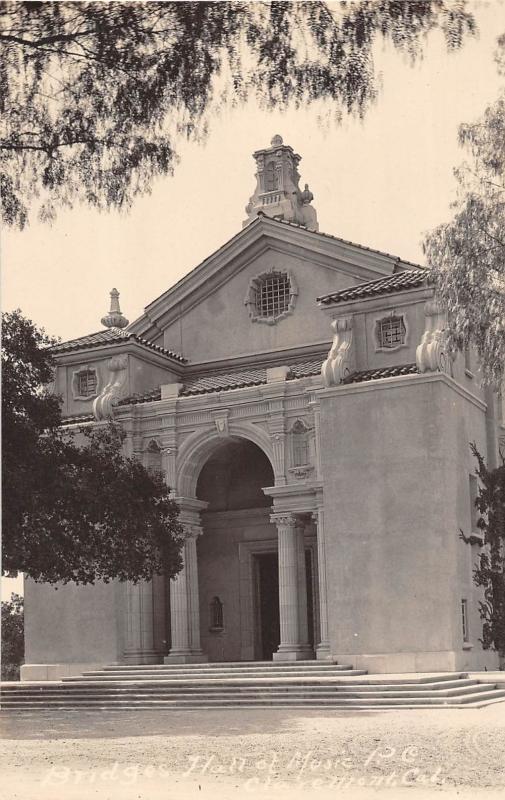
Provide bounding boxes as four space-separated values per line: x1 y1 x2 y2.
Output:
243 135 318 231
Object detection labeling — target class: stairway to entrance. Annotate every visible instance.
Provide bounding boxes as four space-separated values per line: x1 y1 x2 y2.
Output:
2 661 505 710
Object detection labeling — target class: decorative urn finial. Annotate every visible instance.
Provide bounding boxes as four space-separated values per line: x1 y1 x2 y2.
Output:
101 288 129 329
301 183 314 204
270 134 283 147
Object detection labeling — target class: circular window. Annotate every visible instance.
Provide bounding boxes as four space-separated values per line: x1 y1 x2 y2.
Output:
244 270 298 325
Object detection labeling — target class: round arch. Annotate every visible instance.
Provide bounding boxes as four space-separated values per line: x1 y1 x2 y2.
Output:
176 421 275 499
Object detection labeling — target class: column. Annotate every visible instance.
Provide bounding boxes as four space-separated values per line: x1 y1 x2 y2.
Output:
313 508 331 659
152 573 168 655
124 580 163 664
271 513 313 661
165 520 208 664
296 520 310 649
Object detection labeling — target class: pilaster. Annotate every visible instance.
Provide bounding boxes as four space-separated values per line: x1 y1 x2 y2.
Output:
261 381 288 485
312 505 331 659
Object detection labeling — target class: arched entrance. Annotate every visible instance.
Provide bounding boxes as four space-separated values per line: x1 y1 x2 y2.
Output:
165 430 317 664
195 438 280 661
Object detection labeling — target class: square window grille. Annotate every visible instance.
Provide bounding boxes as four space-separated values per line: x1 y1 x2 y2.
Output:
377 316 406 349
77 370 97 397
255 273 291 318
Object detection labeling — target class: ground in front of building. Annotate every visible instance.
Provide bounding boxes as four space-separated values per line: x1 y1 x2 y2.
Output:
0 704 504 800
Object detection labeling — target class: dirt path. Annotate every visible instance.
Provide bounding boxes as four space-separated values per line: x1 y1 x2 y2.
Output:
1 704 504 799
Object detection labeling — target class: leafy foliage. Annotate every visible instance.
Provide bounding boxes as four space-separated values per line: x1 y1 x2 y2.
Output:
2 309 183 585
1 593 24 680
424 36 505 385
0 0 475 227
461 443 505 666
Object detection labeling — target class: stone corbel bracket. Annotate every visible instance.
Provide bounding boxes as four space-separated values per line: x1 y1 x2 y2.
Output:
321 315 354 387
93 354 129 420
416 299 452 374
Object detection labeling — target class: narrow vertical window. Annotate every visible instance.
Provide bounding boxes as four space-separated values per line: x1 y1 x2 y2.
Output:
77 369 97 397
461 599 469 643
146 440 161 473
210 596 224 630
292 420 309 467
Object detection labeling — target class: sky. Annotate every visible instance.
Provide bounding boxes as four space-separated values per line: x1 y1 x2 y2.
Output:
2 0 505 600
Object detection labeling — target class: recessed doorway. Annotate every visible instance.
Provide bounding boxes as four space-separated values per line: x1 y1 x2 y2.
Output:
254 552 280 660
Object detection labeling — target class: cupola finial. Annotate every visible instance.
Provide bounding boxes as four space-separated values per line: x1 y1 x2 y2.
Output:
243 136 318 231
101 288 129 329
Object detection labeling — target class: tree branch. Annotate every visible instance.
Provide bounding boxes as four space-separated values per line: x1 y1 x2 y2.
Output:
0 30 95 48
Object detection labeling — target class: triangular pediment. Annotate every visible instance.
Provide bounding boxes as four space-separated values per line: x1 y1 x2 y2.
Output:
129 216 416 344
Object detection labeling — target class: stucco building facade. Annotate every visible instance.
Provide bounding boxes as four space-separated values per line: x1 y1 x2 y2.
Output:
22 136 504 680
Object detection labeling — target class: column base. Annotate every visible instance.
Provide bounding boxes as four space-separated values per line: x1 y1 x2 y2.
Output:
164 652 209 664
316 643 333 661
273 646 315 662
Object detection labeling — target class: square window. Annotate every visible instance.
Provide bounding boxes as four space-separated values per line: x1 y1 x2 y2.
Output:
77 370 97 398
377 316 406 349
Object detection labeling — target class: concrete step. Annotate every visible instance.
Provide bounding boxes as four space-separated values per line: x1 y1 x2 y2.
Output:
62 672 368 684
62 669 467 685
4 661 504 712
69 669 363 682
80 664 357 675
0 679 488 697
2 689 505 710
2 684 494 703
101 660 333 669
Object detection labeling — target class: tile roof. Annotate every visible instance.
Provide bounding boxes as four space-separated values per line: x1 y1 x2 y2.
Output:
116 359 419 407
181 367 267 396
260 214 423 268
118 358 325 406
51 328 187 363
342 364 419 384
317 268 430 305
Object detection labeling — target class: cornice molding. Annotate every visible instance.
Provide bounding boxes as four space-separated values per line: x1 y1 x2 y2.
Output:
316 371 487 412
54 340 184 373
114 373 322 422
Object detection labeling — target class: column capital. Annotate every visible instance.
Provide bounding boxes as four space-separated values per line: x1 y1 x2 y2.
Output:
181 523 203 540
176 496 208 525
270 512 298 528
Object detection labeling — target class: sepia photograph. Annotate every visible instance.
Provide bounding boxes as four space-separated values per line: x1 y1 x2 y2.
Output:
1 1 505 798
